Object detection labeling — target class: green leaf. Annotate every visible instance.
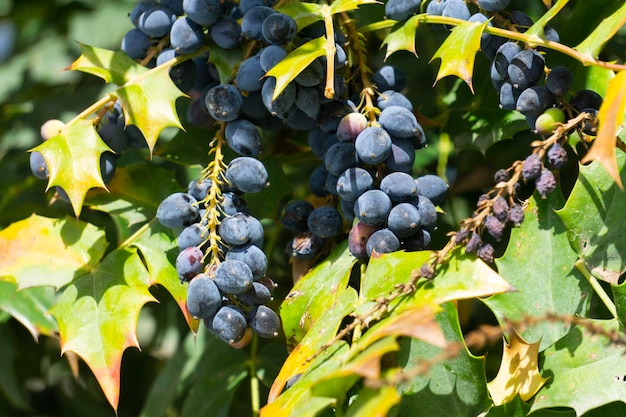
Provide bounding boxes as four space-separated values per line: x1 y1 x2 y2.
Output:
266 37 327 100
557 150 626 284
430 19 488 93
67 43 147 85
31 118 112 215
358 249 512 313
344 386 400 417
329 0 380 15
612 281 626 327
280 241 356 346
526 0 570 39
0 282 58 339
397 302 490 417
86 164 184 242
50 248 156 411
277 1 323 30
115 64 185 154
530 319 626 416
482 396 530 417
181 332 249 417
0 326 32 411
485 191 592 350
0 214 107 289
575 2 626 59
208 44 244 84
382 15 420 59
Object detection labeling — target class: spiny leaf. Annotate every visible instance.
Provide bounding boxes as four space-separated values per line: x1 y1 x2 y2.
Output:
50 248 156 411
277 1 323 30
266 36 327 100
530 319 626 416
0 282 58 340
487 330 548 406
115 64 185 154
397 302 490 417
575 2 626 59
430 19 488 93
67 43 147 85
280 241 356 346
558 150 626 284
580 70 626 188
382 15 420 59
31 119 112 216
0 214 107 289
486 191 592 350
329 0 380 15
526 0 570 39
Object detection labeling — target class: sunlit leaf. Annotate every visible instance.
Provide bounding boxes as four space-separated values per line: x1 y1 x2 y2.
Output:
0 282 58 339
266 37 327 100
67 43 147 85
344 386 400 417
530 319 626 416
382 15 420 59
277 1 323 30
558 150 626 284
487 330 548 405
580 70 626 188
575 2 626 59
430 20 488 93
329 0 380 15
31 119 112 216
0 214 107 289
50 248 156 411
115 64 185 154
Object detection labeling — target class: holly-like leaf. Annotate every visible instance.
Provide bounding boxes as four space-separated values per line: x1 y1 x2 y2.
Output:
575 2 626 59
277 1 323 30
329 0 380 15
530 319 626 416
207 43 244 84
430 19 488 93
0 214 107 289
382 15 420 59
398 302 491 417
485 191 592 350
558 150 626 284
280 241 356 346
487 330 548 406
67 43 147 85
0 282 58 340
580 70 626 188
50 248 156 411
115 64 185 154
266 36 327 100
31 118 112 216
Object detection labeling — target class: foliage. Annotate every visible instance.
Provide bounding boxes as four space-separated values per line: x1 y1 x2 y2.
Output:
1 1 626 416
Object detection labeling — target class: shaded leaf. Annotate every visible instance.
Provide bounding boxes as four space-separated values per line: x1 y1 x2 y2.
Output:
50 248 156 411
31 119 111 215
558 150 626 284
0 326 33 411
526 0 570 39
266 37 327 100
487 330 548 405
486 191 592 350
329 0 380 15
67 43 147 85
612 281 626 328
115 64 185 154
181 332 249 417
575 2 626 59
86 164 184 242
382 15 420 59
280 241 356 346
398 302 490 417
0 214 107 289
277 1 323 30
530 319 626 416
0 282 58 340
580 70 626 188
344 386 400 417
481 395 530 417
430 19 488 93
208 43 244 84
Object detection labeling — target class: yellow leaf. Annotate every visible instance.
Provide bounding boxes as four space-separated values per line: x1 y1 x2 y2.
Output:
487 329 548 405
581 70 626 189
430 19 488 93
